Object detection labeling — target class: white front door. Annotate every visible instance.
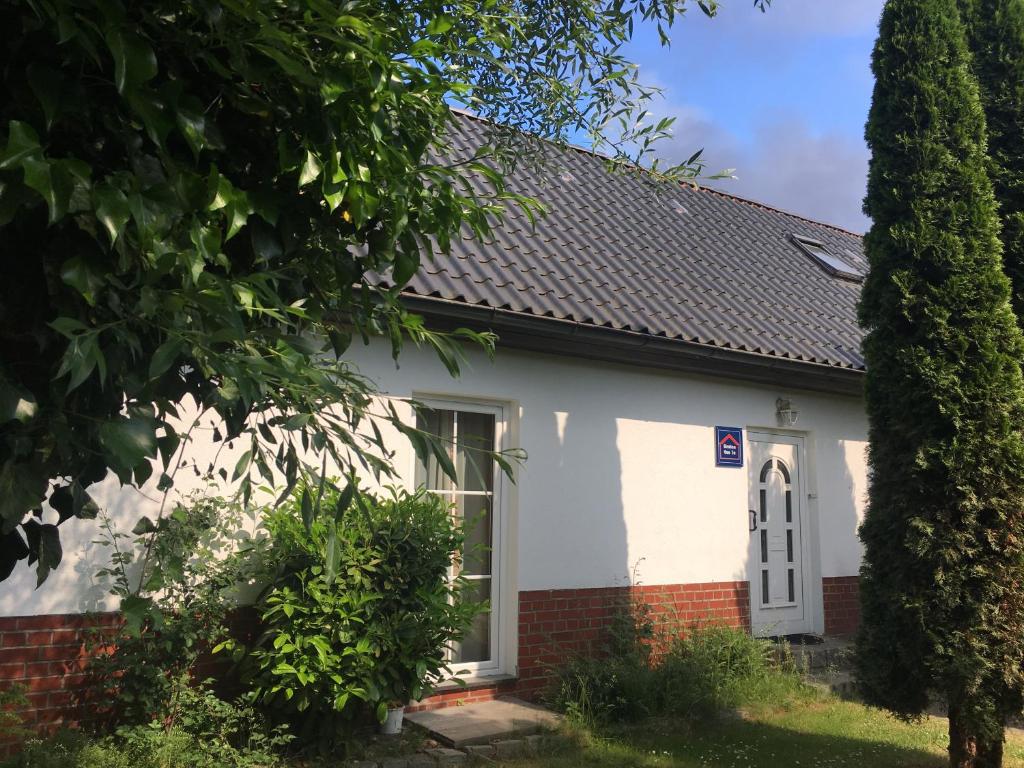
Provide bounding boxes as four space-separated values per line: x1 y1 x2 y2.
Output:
747 433 811 637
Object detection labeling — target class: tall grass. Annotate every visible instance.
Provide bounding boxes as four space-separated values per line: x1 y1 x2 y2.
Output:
544 599 808 727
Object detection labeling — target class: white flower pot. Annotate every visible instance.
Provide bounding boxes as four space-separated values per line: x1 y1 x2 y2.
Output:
380 705 405 735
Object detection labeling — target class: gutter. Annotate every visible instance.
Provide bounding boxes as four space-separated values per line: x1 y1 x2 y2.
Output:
401 295 865 398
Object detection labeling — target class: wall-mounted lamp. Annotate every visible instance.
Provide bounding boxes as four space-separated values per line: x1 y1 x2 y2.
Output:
776 398 799 427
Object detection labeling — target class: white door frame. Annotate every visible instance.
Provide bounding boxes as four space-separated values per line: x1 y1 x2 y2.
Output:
746 430 815 637
409 393 518 681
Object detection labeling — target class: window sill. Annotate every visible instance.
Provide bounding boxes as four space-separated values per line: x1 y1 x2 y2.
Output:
432 672 517 693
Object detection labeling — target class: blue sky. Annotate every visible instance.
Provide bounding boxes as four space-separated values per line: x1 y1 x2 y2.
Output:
626 1 886 232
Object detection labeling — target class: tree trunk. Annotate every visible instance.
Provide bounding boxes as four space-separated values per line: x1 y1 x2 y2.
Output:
977 735 1004 768
949 703 1005 768
950 703 979 768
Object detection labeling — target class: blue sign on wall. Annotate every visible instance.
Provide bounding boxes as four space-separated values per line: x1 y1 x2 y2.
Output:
715 426 744 467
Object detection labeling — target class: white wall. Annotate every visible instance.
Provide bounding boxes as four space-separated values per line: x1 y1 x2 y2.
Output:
0 337 867 616
346 340 868 590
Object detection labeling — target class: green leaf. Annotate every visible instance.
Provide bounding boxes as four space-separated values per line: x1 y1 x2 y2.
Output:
0 179 33 227
49 316 88 337
99 415 158 482
121 595 153 637
189 222 221 277
23 157 73 224
0 121 40 170
232 449 252 481
93 184 131 245
299 151 322 187
324 520 339 584
334 482 355 521
0 381 37 424
71 481 99 520
27 523 62 588
426 16 454 35
392 250 420 286
157 430 180 470
55 332 103 393
27 65 62 129
149 337 184 379
328 329 352 356
127 88 174 148
176 106 206 158
300 487 313 532
105 28 158 94
131 516 157 535
0 461 47 531
60 256 105 304
283 413 311 430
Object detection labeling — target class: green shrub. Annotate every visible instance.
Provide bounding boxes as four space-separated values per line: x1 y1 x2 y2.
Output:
86 494 244 727
545 596 656 724
222 484 483 737
5 729 269 768
0 685 29 745
4 730 134 768
545 599 805 727
657 623 799 720
6 680 289 768
149 676 292 763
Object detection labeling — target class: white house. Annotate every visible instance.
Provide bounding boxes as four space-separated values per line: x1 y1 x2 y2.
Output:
0 115 869 715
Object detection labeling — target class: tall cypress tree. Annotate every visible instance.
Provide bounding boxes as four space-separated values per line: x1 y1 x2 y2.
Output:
856 1 1024 766
959 0 1024 318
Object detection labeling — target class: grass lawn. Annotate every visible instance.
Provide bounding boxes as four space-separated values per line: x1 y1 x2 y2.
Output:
511 695 1024 768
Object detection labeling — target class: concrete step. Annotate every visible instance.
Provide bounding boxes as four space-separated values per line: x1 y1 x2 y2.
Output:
788 636 854 674
404 697 561 748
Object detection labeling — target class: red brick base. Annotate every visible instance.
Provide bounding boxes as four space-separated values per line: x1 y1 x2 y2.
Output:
1 581 755 730
822 576 860 636
0 612 120 753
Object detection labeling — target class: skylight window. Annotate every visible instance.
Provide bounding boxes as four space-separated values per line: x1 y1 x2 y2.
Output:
790 235 864 282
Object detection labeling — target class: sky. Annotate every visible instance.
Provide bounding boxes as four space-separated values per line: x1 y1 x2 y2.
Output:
625 0 887 233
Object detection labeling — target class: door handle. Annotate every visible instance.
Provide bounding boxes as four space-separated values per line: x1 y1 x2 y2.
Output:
749 509 758 532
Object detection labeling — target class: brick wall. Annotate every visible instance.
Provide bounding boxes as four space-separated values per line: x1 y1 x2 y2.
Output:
516 581 750 698
412 581 751 709
0 612 121 753
822 576 860 636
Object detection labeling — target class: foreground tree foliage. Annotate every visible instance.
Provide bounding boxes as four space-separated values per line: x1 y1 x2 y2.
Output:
959 0 1024 320
0 0 744 587
856 1 1024 766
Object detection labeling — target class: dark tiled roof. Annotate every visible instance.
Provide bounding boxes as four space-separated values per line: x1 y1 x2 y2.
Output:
404 114 866 371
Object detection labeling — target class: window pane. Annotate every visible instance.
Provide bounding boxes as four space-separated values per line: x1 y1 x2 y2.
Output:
415 409 454 491
454 578 491 663
456 411 495 492
761 570 769 605
458 495 492 576
787 569 795 603
760 529 767 564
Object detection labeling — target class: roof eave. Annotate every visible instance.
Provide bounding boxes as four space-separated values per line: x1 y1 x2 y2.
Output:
402 294 865 398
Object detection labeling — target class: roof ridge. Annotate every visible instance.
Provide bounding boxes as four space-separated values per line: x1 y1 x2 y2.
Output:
446 107 865 240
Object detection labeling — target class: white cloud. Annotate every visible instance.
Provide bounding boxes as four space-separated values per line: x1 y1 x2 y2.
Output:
659 103 871 233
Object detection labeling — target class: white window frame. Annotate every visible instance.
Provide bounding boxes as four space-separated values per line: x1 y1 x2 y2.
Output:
410 394 517 681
